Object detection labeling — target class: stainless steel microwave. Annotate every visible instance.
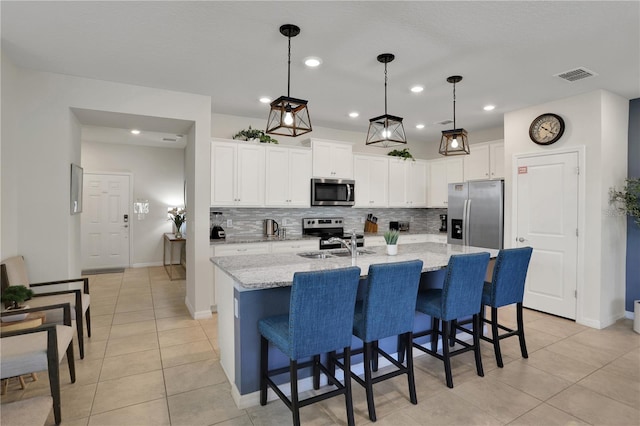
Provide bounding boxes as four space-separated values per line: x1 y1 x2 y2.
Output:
311 178 355 206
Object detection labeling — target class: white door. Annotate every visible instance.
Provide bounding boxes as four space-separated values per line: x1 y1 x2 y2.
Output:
82 173 131 270
515 152 579 319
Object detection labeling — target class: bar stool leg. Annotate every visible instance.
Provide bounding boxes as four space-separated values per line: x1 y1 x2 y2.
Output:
313 355 321 390
431 317 440 352
405 332 417 405
343 346 355 426
290 359 301 426
442 320 454 388
372 341 379 372
363 342 377 422
260 336 268 406
397 335 406 364
473 314 484 377
328 350 337 377
517 302 529 359
490 306 503 368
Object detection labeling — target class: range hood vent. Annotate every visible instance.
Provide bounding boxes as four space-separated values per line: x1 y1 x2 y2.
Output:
554 67 598 82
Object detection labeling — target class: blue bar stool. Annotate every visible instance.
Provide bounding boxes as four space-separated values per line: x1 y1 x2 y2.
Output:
412 252 490 388
258 266 361 426
476 247 533 367
334 260 423 422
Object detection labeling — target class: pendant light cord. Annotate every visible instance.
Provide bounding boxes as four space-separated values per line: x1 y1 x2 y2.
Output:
452 81 456 129
384 62 388 115
287 36 291 97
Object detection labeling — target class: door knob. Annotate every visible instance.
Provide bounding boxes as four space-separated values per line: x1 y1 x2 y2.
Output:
518 237 527 242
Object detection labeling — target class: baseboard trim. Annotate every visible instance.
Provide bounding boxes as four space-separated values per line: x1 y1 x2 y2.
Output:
625 310 635 320
185 296 213 320
132 261 163 268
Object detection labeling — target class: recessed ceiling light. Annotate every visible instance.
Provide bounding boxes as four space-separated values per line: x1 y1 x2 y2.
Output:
416 124 425 129
304 57 322 67
259 97 272 104
348 112 359 118
483 105 496 111
410 86 424 93
130 129 141 135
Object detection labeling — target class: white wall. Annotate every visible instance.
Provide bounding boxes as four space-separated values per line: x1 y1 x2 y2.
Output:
1 58 212 319
81 141 185 267
212 113 503 160
504 90 628 328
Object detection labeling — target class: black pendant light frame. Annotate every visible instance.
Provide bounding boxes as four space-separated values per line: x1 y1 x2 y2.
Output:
439 75 470 156
266 24 312 137
366 53 407 147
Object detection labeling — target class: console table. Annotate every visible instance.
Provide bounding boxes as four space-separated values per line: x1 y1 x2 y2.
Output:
163 233 186 280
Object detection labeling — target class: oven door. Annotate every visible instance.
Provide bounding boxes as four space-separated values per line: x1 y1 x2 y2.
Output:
311 178 355 206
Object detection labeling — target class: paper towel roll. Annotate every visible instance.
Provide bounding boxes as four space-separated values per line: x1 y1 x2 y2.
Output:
634 300 640 334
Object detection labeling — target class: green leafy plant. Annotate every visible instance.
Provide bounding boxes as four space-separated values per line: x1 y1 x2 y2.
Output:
610 177 640 227
1 285 34 309
384 230 400 245
387 148 414 161
233 126 278 144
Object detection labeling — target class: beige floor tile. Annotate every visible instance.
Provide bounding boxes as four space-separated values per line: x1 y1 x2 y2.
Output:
523 348 599 382
160 340 217 368
163 358 228 396
452 376 541 423
99 349 162 381
91 304 116 316
547 384 640 425
153 296 186 309
90 296 118 308
544 338 620 368
250 391 336 426
405 390 503 425
86 325 110 342
486 358 572 400
92 370 166 415
154 305 191 319
46 415 89 426
82 339 108 361
509 402 589 425
167 383 247 426
60 358 104 387
108 319 157 339
104 332 159 357
115 299 154 313
156 316 200 332
568 326 640 354
111 309 156 325
158 326 207 347
526 317 588 338
604 348 640 382
578 367 640 409
28 382 97 421
213 413 255 426
88 398 170 426
89 314 113 329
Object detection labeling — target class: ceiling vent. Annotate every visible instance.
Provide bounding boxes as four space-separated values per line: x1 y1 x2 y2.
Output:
436 119 454 126
162 137 178 142
554 67 598 82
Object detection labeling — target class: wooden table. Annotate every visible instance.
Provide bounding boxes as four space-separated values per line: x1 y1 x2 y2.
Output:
163 233 186 280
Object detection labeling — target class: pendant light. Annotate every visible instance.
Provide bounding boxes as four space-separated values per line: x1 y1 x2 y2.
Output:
439 75 470 156
266 24 312 137
366 53 407 147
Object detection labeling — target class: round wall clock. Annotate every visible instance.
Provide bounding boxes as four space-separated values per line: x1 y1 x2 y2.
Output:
529 113 565 145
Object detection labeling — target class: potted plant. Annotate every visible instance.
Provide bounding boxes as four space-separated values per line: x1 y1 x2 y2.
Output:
1 285 34 318
233 126 278 144
168 207 186 238
387 148 414 161
610 177 640 227
384 230 400 256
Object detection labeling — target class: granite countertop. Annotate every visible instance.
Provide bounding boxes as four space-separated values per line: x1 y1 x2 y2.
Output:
211 242 498 290
210 235 319 245
363 230 448 237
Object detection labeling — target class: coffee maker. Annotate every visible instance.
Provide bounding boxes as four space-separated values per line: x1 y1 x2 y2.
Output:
210 211 226 239
439 214 448 232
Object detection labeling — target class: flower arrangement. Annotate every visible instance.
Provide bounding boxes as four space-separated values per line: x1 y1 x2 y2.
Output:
387 148 414 161
384 230 400 245
233 126 279 144
2 285 34 309
610 177 640 227
168 207 186 237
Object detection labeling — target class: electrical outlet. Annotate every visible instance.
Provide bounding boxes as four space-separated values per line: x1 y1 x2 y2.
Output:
227 219 233 227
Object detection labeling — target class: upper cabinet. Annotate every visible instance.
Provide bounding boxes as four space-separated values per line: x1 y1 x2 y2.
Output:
211 140 265 207
427 157 464 207
265 146 312 207
307 139 354 179
388 158 428 208
353 154 389 207
463 140 505 181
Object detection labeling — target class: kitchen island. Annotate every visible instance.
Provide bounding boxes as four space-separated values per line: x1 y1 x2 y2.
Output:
211 241 498 408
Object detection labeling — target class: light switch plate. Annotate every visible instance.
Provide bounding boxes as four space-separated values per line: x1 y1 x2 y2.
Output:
227 219 233 227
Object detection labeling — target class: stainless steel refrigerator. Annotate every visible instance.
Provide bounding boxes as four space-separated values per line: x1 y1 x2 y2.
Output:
447 180 504 250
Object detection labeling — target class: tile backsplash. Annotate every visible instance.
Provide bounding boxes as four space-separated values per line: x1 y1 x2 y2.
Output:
210 207 447 237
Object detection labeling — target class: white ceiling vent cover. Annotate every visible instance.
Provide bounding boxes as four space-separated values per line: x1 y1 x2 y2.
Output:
436 119 454 126
554 67 598 82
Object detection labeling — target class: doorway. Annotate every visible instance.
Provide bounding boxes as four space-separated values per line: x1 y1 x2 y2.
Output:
81 173 132 271
514 150 580 319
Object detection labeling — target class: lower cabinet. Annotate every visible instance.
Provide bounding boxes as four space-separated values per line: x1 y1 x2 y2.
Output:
271 240 320 253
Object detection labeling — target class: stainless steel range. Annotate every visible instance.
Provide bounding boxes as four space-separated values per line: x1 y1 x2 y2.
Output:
302 217 364 250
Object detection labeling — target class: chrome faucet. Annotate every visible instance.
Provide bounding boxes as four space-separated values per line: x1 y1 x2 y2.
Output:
327 230 358 261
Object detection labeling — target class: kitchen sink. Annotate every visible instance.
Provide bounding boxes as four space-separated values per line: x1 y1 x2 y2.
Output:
297 252 333 259
330 249 376 257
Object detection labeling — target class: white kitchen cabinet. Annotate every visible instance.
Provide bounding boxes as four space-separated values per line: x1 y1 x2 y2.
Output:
388 158 428 207
428 157 463 207
265 146 312 207
211 140 265 207
353 154 389 207
463 140 505 180
308 139 354 178
270 239 319 253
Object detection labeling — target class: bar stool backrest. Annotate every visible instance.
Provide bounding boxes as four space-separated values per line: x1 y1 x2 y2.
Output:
488 247 533 307
360 260 424 342
289 266 361 360
441 252 490 321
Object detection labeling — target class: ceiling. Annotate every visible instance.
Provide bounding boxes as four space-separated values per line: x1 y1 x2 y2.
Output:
2 1 639 144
